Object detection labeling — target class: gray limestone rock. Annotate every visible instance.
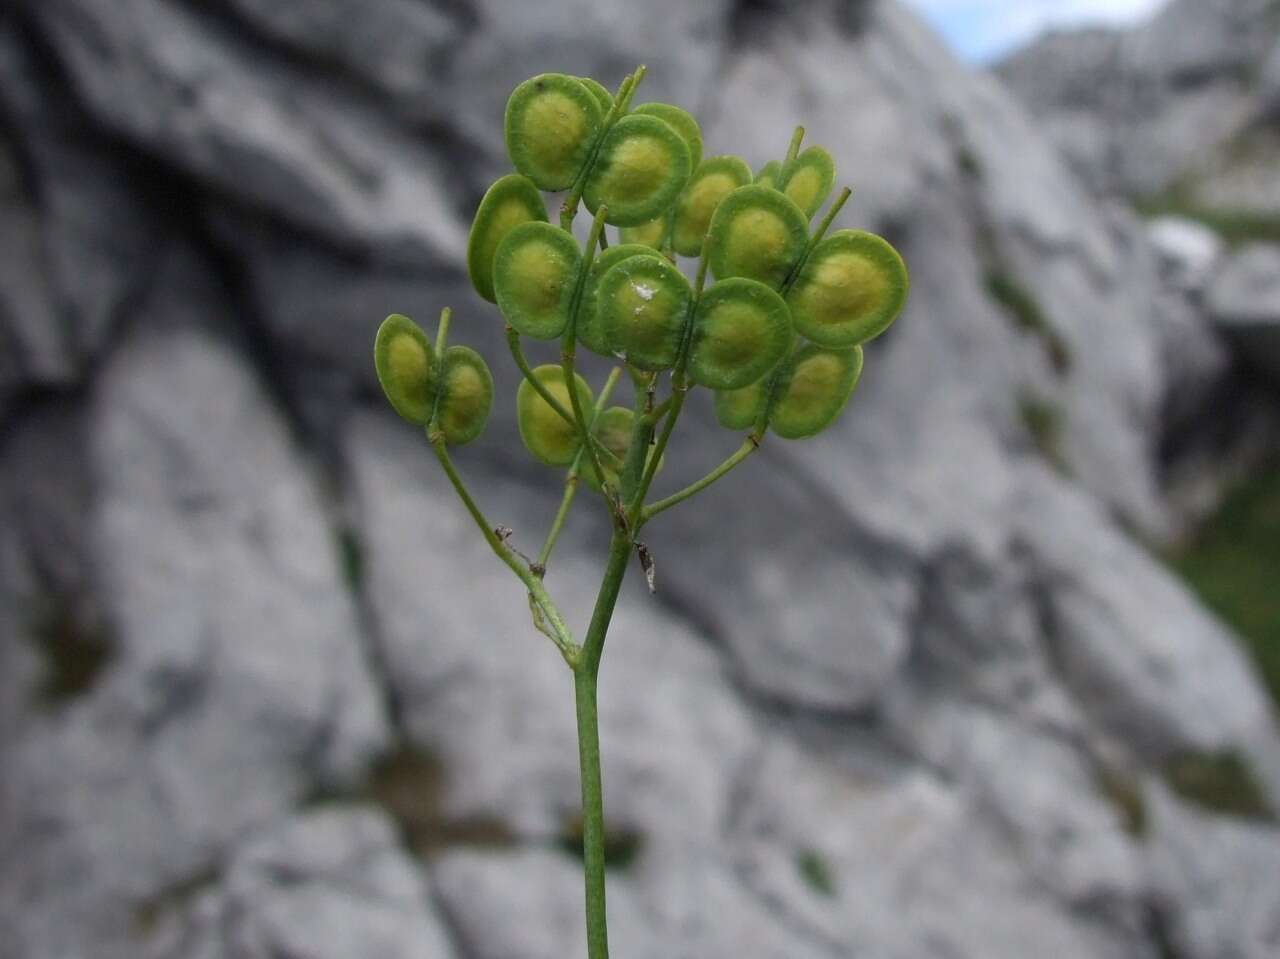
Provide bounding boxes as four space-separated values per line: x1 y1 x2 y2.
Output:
142 808 459 959
1144 785 1280 959
0 312 389 958
1206 243 1280 380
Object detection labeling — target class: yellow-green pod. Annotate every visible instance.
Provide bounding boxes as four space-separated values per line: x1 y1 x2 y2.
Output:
618 215 668 250
516 365 594 466
578 76 613 114
467 174 548 303
670 156 754 257
493 221 581 340
578 243 655 357
435 345 493 445
582 406 664 493
582 406 630 492
504 73 604 191
713 380 769 431
755 160 782 189
374 314 436 425
777 146 835 219
769 344 864 439
706 185 808 288
688 277 791 391
583 114 691 227
596 254 693 370
785 229 908 348
632 103 703 171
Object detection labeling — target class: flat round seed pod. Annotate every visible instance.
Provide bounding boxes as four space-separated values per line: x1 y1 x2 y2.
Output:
578 76 613 114
688 277 791 390
713 380 769 431
493 221 582 340
670 155 754 257
504 74 603 191
618 215 668 250
632 102 703 171
596 254 693 370
755 160 782 189
516 365 594 466
578 243 655 357
777 146 835 218
374 314 436 425
769 344 864 439
436 346 493 445
583 114 691 227
785 229 908 347
581 406 665 493
706 185 808 288
467 174 548 303
582 406 633 492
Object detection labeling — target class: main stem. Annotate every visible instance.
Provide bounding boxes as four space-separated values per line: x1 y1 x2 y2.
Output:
574 531 633 959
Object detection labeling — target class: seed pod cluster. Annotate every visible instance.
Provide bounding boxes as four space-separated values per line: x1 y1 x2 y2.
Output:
381 69 909 504
374 312 493 444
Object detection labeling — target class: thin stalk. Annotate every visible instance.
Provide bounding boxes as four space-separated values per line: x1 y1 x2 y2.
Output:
562 207 612 492
573 528 633 959
640 434 760 525
434 306 452 355
427 434 577 663
537 368 622 569
785 125 805 165
507 325 623 469
560 67 646 230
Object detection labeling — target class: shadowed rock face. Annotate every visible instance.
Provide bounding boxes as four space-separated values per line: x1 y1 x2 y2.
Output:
1 2 1278 958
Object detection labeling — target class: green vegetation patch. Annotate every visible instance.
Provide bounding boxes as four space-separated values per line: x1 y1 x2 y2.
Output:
1017 392 1070 475
1169 466 1280 707
795 847 838 897
986 268 1072 375
1095 765 1148 838
1160 750 1275 821
1135 192 1280 248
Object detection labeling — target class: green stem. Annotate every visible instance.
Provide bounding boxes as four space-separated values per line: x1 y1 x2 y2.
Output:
640 435 760 526
428 433 577 663
537 368 622 570
573 529 633 959
574 668 609 959
785 125 805 165
434 306 452 355
562 207 612 492
560 67 646 230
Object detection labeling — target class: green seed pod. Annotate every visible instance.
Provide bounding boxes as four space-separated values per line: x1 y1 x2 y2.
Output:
374 313 436 425
755 160 782 189
688 277 791 390
436 345 493 445
516 365 594 466
618 215 668 250
632 102 703 171
713 380 769 431
578 76 614 114
504 73 604 191
583 114 691 227
582 406 665 493
776 146 835 219
493 221 582 340
670 155 754 257
467 174 548 303
785 229 908 347
596 254 694 370
769 344 864 439
706 185 808 288
578 243 655 357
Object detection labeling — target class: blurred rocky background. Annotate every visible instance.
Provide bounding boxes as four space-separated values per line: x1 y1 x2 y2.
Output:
2 0 1279 957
